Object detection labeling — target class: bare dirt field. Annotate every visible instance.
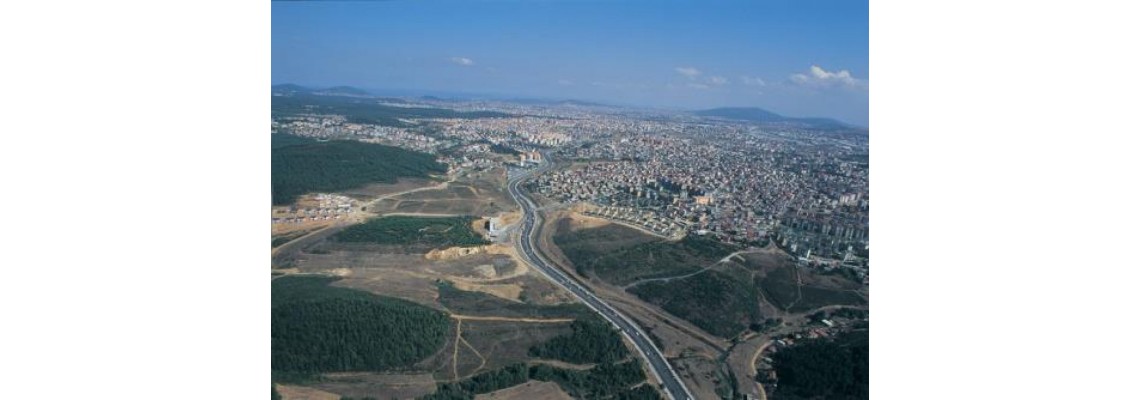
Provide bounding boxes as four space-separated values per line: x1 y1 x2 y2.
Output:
308 372 439 400
275 383 341 400
367 171 514 218
474 380 574 400
288 243 538 309
671 354 730 400
450 280 523 302
339 177 441 200
725 334 771 400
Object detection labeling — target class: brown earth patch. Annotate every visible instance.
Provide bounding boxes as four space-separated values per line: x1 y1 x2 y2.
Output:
449 280 523 302
474 380 573 400
275 384 340 400
309 372 438 400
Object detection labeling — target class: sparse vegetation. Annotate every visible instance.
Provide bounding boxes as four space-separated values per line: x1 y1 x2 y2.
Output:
333 216 488 248
436 281 592 320
555 227 737 285
272 275 450 379
271 229 313 248
790 286 866 313
759 265 866 312
628 269 762 338
419 361 655 400
272 134 446 205
759 266 800 310
529 319 629 364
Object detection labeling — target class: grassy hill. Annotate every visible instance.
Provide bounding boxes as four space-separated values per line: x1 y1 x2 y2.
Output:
553 223 738 286
332 216 489 248
271 134 446 204
628 268 762 338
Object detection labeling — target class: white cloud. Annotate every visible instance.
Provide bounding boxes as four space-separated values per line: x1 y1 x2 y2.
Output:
687 83 710 90
707 76 728 86
450 57 474 66
740 76 766 87
790 65 864 88
675 67 702 79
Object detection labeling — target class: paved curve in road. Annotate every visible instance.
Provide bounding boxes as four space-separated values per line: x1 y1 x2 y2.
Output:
507 158 695 400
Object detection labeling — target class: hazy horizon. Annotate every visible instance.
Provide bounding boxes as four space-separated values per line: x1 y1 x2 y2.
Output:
273 0 868 126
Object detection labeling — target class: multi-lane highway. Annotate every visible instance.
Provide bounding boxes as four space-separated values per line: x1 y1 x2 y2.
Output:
507 158 694 400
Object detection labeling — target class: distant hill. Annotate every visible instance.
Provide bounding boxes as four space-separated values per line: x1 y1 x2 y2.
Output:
694 107 852 130
271 84 311 95
272 93 513 127
273 84 372 97
505 98 616 108
315 86 372 97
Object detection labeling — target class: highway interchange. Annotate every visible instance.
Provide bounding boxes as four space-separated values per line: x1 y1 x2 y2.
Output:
507 157 695 400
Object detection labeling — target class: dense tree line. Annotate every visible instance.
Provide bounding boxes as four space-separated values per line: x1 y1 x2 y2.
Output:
418 361 659 400
271 276 449 379
273 93 511 127
629 269 762 338
529 319 629 364
421 363 531 400
616 385 664 400
770 330 868 399
332 216 488 247
272 134 446 204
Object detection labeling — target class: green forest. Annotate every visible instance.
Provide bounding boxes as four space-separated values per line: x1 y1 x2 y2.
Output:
418 361 658 400
628 269 763 338
271 275 450 380
332 216 488 247
770 330 869 399
272 93 511 127
555 233 738 286
272 133 446 205
529 319 629 364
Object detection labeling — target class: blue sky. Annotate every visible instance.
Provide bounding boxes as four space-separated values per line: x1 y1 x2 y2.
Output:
273 0 868 126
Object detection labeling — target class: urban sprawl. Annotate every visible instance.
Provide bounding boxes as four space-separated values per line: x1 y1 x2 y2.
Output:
272 98 869 282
